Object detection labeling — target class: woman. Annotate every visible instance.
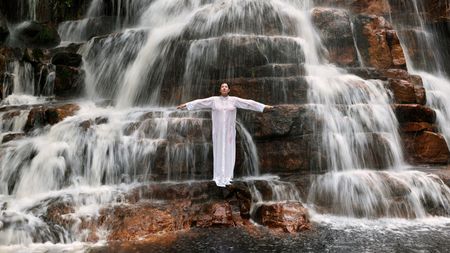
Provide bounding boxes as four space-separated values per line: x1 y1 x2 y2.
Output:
177 83 273 187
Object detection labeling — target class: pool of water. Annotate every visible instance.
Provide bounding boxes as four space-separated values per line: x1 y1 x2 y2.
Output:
84 215 450 253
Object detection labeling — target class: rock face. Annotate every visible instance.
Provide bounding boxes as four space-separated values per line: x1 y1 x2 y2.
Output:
254 202 310 233
402 131 450 164
10 21 60 48
0 12 8 44
59 182 311 242
353 14 406 69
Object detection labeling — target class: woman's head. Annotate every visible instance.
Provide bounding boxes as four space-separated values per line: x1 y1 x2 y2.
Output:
220 83 230 96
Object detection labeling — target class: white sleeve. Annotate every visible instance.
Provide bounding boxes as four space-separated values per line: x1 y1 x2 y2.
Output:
234 97 266 112
186 97 214 110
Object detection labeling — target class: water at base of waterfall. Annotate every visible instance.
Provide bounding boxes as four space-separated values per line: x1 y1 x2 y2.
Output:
7 221 447 253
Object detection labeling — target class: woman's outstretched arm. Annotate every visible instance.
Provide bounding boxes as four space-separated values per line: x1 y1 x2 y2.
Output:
177 97 214 110
234 97 273 112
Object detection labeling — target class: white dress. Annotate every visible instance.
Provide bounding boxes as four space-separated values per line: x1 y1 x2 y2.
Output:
186 96 266 187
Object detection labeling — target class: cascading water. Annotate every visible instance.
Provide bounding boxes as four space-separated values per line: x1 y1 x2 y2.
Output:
58 0 150 42
299 1 450 217
389 0 450 149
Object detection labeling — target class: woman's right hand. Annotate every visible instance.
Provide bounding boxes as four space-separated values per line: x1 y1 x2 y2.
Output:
177 103 187 109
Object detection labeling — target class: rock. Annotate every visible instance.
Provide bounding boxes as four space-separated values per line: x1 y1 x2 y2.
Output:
387 78 417 104
195 202 235 227
315 0 391 16
400 122 435 133
0 12 8 44
24 103 80 131
402 131 450 164
256 136 319 173
353 14 406 69
45 103 80 124
35 0 92 24
1 132 25 143
393 104 436 123
254 202 310 233
41 200 75 228
54 65 84 97
51 52 82 67
409 74 426 105
100 203 177 241
311 7 358 66
11 21 60 48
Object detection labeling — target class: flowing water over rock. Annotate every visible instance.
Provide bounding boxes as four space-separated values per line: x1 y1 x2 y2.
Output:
1 0 450 252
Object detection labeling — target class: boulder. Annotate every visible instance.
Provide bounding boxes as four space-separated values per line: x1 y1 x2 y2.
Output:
393 104 436 123
54 65 84 97
402 131 450 164
387 78 417 104
11 21 60 48
51 52 82 67
253 202 310 233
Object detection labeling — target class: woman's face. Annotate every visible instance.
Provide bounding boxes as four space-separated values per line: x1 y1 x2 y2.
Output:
220 83 230 96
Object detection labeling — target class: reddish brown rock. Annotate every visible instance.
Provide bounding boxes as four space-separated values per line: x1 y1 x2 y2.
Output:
402 131 450 164
354 14 406 69
195 202 235 228
254 202 310 233
100 203 177 241
409 74 426 105
318 0 391 15
25 103 80 131
393 104 436 123
387 79 417 104
400 122 435 133
45 103 80 124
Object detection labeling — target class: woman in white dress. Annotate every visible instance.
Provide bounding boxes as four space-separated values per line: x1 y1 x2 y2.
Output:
177 83 273 187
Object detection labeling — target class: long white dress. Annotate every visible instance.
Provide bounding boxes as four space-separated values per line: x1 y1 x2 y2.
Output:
186 96 266 187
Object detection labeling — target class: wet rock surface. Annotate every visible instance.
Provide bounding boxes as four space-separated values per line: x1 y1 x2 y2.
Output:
402 131 450 164
311 8 358 66
254 202 310 233
8 21 61 48
24 103 80 131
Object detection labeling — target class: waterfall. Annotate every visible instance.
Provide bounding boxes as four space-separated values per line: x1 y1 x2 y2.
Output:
58 0 151 42
28 0 39 21
389 0 450 150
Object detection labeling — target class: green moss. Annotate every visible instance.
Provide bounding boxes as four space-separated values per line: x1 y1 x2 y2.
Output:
64 0 73 8
37 27 55 42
